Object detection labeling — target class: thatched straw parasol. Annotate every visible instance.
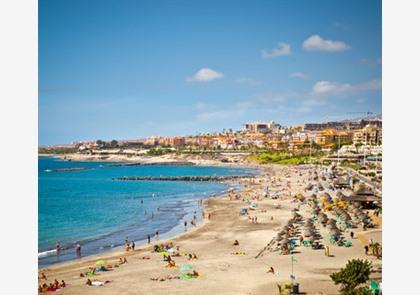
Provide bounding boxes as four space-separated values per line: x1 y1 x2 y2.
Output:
327 220 336 226
280 238 290 246
327 223 338 230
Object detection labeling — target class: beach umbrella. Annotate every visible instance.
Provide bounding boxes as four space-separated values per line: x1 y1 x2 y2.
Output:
312 209 321 215
327 224 338 230
280 238 289 245
327 218 337 224
95 260 107 266
330 229 341 236
304 227 315 234
303 231 313 238
179 264 193 272
319 217 328 224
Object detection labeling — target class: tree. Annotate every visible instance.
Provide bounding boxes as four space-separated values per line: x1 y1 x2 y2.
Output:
96 140 105 148
110 140 119 148
330 259 372 295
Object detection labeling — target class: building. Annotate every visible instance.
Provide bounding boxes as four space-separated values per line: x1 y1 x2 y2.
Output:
353 125 382 145
315 129 353 147
242 121 280 133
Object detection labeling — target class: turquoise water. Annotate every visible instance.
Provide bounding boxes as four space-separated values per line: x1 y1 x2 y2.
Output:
38 157 255 267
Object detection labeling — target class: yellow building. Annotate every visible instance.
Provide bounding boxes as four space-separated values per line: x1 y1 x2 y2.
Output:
315 129 353 147
353 125 382 145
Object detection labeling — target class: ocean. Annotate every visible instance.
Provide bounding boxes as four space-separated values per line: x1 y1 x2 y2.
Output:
38 157 255 267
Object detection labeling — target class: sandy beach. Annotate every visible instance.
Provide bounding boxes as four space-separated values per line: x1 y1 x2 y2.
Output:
38 164 382 295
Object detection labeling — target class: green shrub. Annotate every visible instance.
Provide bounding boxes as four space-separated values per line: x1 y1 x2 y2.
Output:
330 259 372 294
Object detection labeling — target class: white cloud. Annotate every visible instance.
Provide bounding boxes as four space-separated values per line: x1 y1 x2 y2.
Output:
312 81 352 94
261 42 291 58
290 72 309 79
186 68 224 82
302 35 350 52
312 79 381 95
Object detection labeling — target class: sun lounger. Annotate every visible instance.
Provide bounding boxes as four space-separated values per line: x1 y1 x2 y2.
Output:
370 281 380 295
344 241 352 247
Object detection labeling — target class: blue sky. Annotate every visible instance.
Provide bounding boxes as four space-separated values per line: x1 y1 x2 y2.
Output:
39 0 382 145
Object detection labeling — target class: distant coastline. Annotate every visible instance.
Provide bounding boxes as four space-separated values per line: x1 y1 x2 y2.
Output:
38 151 260 169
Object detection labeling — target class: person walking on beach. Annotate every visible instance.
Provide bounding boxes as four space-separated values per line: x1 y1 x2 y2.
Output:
147 234 151 244
76 243 81 258
350 231 354 239
56 241 61 256
131 241 135 251
364 245 369 255
184 220 187 232
155 230 159 241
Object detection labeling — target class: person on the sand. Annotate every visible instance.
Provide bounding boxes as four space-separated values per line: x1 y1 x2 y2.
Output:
56 241 61 256
267 267 275 274
76 243 81 257
233 240 239 246
39 272 47 280
53 279 60 289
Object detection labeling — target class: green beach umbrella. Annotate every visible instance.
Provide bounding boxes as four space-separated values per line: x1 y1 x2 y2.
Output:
179 264 193 272
95 260 107 266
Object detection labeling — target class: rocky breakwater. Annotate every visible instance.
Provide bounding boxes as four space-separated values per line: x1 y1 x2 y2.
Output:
106 161 196 167
47 167 93 173
112 175 251 182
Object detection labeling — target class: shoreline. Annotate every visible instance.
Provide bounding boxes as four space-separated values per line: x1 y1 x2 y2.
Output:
40 196 215 271
38 161 255 268
38 164 381 295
